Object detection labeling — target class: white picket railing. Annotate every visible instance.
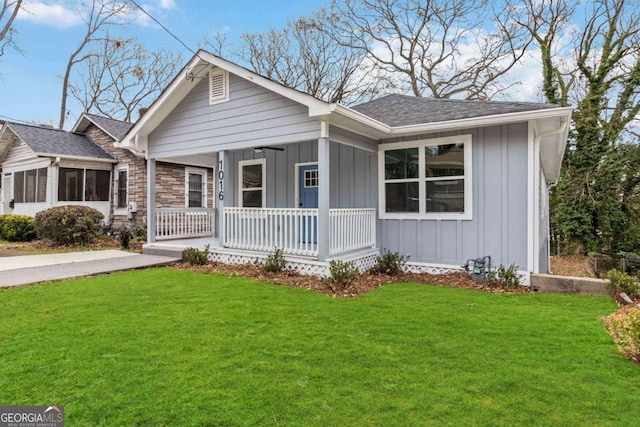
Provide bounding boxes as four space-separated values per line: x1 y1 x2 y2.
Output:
330 208 376 255
156 208 216 240
224 208 319 256
223 207 376 257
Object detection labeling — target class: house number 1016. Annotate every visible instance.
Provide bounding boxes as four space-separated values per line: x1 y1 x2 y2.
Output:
218 160 224 201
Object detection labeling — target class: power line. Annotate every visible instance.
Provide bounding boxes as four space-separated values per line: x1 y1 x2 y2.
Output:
127 0 198 56
0 114 38 126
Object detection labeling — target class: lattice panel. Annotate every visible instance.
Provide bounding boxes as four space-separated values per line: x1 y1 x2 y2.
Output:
348 253 380 273
402 263 463 275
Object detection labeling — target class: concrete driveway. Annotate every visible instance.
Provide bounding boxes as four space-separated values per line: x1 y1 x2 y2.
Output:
0 250 180 288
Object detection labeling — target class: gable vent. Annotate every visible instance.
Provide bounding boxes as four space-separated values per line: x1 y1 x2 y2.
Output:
209 69 229 105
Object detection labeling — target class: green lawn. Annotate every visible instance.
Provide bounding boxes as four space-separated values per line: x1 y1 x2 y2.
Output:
0 269 638 426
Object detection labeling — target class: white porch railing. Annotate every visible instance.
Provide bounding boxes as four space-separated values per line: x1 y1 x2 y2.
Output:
223 207 376 257
330 208 376 255
156 208 216 240
224 208 319 256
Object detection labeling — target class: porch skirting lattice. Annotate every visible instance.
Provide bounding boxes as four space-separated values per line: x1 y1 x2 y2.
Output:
208 247 380 277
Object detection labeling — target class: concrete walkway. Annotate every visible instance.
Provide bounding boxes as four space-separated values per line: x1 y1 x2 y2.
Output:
0 250 181 288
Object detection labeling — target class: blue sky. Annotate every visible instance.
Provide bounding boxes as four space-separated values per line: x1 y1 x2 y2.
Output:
1 0 331 127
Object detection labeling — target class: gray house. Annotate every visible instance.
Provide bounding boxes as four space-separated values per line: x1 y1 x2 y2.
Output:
120 51 572 282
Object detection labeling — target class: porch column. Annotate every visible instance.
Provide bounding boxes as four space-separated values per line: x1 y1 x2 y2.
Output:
147 158 156 243
216 150 229 244
317 132 331 261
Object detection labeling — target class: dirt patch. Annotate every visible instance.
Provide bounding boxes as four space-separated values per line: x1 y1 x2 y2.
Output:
551 256 595 278
170 262 530 298
0 236 123 257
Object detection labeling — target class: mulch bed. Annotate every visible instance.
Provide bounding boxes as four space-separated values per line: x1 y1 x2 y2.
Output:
169 261 531 298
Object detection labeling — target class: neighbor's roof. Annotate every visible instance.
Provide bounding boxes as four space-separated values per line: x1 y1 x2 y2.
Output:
7 122 115 160
73 113 134 141
351 94 561 127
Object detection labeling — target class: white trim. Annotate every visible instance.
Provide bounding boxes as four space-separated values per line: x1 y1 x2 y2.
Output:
114 165 129 214
238 158 266 208
209 69 229 105
185 167 208 208
294 162 318 209
35 153 117 163
378 134 473 220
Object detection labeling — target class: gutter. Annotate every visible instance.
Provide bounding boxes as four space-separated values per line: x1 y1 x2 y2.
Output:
37 153 118 163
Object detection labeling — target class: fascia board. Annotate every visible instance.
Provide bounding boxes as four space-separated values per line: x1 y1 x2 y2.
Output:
35 153 118 163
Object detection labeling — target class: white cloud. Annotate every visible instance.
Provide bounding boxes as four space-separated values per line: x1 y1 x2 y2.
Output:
16 1 83 29
158 0 177 10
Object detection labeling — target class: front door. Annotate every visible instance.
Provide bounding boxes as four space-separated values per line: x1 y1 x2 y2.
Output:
298 164 318 243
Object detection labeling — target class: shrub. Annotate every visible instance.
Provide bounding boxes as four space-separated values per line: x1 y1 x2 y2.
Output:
486 264 522 289
324 260 359 291
606 269 640 299
257 248 287 273
375 249 406 275
116 225 133 249
604 308 640 364
34 205 104 245
185 245 210 266
0 214 36 242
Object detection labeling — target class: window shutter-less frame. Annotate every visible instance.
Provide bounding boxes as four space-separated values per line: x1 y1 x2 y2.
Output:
209 69 229 105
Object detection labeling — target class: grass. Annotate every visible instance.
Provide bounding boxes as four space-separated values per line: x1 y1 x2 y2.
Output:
0 269 638 426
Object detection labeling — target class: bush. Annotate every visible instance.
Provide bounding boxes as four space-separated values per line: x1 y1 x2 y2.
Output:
34 205 104 245
257 248 287 273
185 245 210 266
375 249 407 275
606 269 640 299
0 214 36 242
324 260 359 291
605 308 640 364
486 264 522 289
116 225 133 249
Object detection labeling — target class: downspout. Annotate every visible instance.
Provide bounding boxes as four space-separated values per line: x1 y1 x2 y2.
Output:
534 117 569 274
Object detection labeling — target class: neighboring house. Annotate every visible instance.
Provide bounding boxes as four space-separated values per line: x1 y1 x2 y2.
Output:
0 122 116 219
117 50 573 282
0 114 214 228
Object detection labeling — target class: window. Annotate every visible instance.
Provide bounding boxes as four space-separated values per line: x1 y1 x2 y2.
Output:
304 169 319 187
209 69 229 105
379 135 472 219
58 167 110 202
12 168 47 203
116 168 128 209
185 168 207 208
239 159 265 208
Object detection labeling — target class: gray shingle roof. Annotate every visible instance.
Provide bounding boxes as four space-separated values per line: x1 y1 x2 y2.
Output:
83 113 134 141
8 123 115 160
351 94 561 127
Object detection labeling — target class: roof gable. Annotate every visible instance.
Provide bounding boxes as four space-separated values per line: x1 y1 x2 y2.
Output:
72 113 134 141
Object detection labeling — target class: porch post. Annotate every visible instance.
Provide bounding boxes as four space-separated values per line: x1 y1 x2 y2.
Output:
216 150 228 245
317 125 331 261
147 158 156 243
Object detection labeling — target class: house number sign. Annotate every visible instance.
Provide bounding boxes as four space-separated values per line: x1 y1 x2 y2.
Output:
218 159 224 201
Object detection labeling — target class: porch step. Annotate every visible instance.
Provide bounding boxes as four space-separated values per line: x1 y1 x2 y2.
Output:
143 243 186 260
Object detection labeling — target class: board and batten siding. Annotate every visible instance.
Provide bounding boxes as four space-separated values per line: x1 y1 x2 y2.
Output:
148 74 321 158
379 123 530 271
226 140 377 210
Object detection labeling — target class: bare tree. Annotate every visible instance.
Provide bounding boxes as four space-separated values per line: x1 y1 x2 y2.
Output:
58 0 130 129
69 37 183 121
326 0 531 100
0 0 22 57
203 11 388 104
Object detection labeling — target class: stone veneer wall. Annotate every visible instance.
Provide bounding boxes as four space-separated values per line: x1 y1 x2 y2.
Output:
84 124 214 229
